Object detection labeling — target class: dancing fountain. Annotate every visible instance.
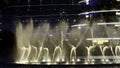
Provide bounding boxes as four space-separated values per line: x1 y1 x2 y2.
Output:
15 10 120 65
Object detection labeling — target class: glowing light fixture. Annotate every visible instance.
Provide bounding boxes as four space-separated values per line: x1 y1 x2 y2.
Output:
91 59 95 62
62 59 65 62
106 59 109 62
42 59 46 62
56 58 60 62
116 12 120 15
101 59 105 62
78 26 81 29
65 62 69 65
46 62 52 65
86 0 89 5
47 59 51 62
117 0 120 2
85 15 89 18
72 59 75 62
77 58 80 62
115 24 120 27
49 34 53 37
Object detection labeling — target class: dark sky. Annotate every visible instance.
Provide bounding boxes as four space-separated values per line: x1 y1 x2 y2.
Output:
1 0 120 16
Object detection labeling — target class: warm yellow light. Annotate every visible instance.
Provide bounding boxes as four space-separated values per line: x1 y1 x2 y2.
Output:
46 62 52 65
91 59 95 62
42 59 46 62
72 59 75 62
77 58 80 62
78 26 81 29
91 62 95 64
47 59 51 62
93 40 97 43
115 24 120 27
84 62 89 64
56 58 60 62
101 59 105 62
65 62 69 65
106 59 109 62
93 40 108 44
15 61 29 64
117 0 120 2
62 59 65 62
